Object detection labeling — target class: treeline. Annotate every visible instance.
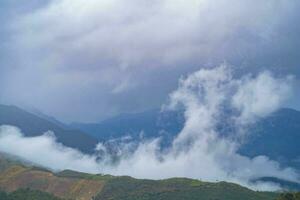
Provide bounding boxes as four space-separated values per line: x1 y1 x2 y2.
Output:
0 188 63 200
277 192 300 200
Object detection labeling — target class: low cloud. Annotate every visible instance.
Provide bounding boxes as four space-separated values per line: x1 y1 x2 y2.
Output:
0 66 298 191
0 126 100 173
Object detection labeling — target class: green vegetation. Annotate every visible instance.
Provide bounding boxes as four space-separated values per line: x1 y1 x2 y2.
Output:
95 176 279 200
0 189 63 200
277 192 300 200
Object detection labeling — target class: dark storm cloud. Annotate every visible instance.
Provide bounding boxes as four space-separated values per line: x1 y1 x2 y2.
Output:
0 0 299 122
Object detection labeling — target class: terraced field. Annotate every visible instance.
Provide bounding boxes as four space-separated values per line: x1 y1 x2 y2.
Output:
0 162 104 200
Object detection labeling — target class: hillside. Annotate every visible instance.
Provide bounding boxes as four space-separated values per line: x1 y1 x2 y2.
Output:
0 104 98 154
95 177 278 200
0 155 104 200
0 154 280 200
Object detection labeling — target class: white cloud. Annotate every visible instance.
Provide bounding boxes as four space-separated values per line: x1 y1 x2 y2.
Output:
232 72 293 124
0 65 298 191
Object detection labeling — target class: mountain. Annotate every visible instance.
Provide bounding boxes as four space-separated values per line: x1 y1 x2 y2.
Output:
70 109 184 141
71 108 300 169
0 154 281 200
0 104 98 154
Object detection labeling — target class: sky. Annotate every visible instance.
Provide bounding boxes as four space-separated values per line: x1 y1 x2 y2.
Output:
0 0 300 122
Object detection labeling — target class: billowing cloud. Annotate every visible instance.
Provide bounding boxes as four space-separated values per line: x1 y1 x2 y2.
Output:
0 66 298 191
232 71 293 124
0 0 299 122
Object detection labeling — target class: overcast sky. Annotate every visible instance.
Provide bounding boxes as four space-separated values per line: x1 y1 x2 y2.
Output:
0 0 299 122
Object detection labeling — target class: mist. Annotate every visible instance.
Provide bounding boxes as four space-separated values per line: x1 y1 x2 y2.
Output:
0 66 298 191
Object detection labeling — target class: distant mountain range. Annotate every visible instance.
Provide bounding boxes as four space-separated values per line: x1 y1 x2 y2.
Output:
70 109 184 141
71 108 300 170
239 108 300 169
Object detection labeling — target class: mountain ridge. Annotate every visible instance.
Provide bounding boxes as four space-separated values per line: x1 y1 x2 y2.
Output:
0 104 98 154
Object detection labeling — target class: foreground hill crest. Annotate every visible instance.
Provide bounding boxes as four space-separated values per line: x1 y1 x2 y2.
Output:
0 154 282 200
